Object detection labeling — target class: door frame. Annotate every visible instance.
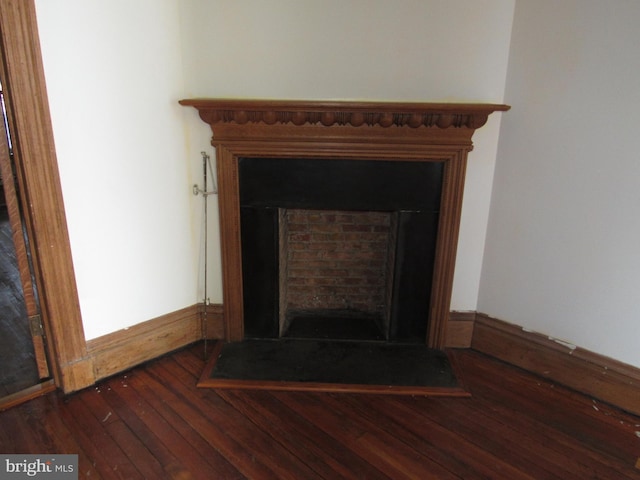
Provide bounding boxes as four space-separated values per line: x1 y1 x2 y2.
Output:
0 0 93 392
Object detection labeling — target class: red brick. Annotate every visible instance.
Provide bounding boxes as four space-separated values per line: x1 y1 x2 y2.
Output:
341 224 373 232
283 208 393 315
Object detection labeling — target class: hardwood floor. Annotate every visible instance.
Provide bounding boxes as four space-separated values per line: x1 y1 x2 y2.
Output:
0 342 638 479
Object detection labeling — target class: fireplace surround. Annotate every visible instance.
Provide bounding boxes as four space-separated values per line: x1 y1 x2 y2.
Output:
238 156 443 344
180 99 509 349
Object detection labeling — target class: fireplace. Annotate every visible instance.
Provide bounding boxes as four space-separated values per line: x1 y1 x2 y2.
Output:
239 156 443 344
180 99 509 349
279 208 396 340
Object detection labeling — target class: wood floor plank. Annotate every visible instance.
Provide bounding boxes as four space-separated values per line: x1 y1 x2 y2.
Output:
155 359 325 480
0 403 39 453
454 371 640 478
1 342 639 480
271 390 461 479
339 392 541 480
139 361 291 479
22 397 80 452
69 381 161 478
82 379 170 480
173 343 208 377
99 372 225 480
103 419 165 479
128 369 245 479
55 392 143 480
217 389 392 479
428 398 604 479
0 401 103 476
455 350 640 473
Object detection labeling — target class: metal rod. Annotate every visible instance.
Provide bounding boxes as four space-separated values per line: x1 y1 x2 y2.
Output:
201 151 209 359
193 151 217 197
193 151 217 359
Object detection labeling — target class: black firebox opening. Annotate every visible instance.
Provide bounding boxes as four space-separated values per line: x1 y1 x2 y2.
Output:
239 157 443 344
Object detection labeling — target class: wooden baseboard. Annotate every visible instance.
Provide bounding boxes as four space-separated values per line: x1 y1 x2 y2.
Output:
86 303 225 383
471 313 640 416
203 303 225 339
0 380 56 412
83 305 466 388
81 306 640 417
446 311 476 348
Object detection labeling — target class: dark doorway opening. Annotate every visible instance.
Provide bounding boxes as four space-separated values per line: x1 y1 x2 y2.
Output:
0 207 40 396
0 80 50 399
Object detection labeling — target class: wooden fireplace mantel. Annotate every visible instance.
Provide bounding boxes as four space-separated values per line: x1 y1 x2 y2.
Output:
180 98 509 146
180 98 509 348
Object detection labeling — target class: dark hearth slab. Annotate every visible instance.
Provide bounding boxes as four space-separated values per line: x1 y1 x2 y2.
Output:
198 339 469 396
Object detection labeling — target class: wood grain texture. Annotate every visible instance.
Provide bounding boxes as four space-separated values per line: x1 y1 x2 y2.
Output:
446 311 476 347
472 312 640 416
216 146 245 341
0 380 55 412
428 151 468 347
87 304 223 381
202 302 225 339
82 304 640 419
0 342 638 479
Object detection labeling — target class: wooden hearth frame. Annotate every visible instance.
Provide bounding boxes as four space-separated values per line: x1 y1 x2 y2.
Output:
180 99 509 348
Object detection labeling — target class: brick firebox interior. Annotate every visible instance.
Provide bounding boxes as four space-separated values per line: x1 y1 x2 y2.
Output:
280 209 397 336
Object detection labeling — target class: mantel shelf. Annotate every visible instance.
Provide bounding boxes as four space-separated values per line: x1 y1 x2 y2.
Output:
180 98 510 132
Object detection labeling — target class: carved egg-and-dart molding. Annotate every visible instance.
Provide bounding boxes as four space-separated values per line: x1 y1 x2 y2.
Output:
179 99 509 130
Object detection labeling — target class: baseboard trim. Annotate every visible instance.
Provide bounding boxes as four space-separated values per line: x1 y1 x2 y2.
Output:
84 306 470 386
86 303 224 382
203 303 225 339
471 312 640 416
0 380 56 412
446 311 476 348
81 306 640 417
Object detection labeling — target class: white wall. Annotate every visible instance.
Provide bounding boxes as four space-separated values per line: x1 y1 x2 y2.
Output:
35 0 199 340
480 0 640 367
34 0 515 342
179 0 515 311
32 0 640 370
